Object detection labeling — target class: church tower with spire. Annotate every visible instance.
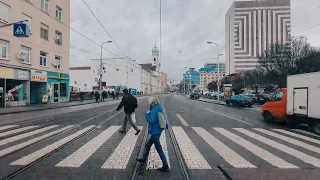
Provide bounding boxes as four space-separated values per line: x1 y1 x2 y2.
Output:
152 45 160 72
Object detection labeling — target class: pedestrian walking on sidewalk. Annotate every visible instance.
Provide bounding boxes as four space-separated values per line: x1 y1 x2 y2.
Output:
136 97 169 172
116 89 141 135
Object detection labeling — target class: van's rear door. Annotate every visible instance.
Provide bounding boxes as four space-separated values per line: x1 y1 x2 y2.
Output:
293 88 308 115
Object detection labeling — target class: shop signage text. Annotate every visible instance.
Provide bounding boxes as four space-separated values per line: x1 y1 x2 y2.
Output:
8 84 23 93
31 70 47 82
17 70 29 80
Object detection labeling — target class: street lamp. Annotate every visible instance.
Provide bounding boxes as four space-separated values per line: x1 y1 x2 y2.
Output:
207 41 224 104
99 41 112 101
183 67 188 94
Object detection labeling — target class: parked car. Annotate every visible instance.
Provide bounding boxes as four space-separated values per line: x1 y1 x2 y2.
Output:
226 95 254 107
190 92 201 99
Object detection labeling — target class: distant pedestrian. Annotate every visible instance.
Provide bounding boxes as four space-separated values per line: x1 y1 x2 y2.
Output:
136 97 169 172
94 91 99 102
116 89 141 135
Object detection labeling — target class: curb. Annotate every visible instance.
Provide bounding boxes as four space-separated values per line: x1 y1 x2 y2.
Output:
197 99 226 106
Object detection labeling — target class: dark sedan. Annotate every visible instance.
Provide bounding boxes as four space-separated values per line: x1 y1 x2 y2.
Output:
226 95 254 107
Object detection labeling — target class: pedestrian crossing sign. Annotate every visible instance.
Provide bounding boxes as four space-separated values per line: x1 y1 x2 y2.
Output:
13 23 29 37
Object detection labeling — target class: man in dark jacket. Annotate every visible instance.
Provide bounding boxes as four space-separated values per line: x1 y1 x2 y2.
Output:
116 89 141 135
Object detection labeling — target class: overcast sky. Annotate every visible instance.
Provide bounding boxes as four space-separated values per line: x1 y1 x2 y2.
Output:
70 0 320 82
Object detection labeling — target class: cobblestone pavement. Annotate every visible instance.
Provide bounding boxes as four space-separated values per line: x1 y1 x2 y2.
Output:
0 94 319 180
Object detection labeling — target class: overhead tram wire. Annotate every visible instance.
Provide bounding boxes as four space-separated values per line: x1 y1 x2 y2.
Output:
294 23 320 35
82 0 126 57
27 2 119 57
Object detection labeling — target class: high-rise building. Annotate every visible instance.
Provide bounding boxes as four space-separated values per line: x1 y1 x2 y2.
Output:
183 68 200 91
0 0 70 107
225 0 291 74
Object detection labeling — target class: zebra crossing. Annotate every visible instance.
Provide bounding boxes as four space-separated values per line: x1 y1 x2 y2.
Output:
0 124 320 170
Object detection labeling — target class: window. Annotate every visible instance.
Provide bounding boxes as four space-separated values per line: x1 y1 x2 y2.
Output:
0 2 10 25
116 68 119 71
54 56 61 69
21 13 32 33
60 83 67 97
0 40 9 59
56 6 62 21
40 51 47 66
55 31 62 45
74 81 77 84
84 84 87 87
40 23 48 40
131 68 133 72
95 78 98 81
93 70 95 73
154 58 156 62
272 92 283 101
21 46 31 64
41 0 49 13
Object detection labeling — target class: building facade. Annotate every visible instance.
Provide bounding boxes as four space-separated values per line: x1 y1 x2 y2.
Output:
225 0 291 74
160 72 167 93
0 0 70 107
183 68 200 92
199 63 226 91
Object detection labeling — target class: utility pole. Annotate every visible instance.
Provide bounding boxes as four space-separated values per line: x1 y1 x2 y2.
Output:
99 41 112 101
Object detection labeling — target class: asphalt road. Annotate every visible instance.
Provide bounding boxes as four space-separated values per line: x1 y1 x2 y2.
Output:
0 94 319 180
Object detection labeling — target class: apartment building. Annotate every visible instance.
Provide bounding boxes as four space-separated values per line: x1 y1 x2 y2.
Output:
225 0 291 74
0 0 70 107
199 63 226 91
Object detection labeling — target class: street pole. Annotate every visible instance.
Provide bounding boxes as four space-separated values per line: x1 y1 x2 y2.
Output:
217 44 220 104
183 75 186 94
99 41 112 101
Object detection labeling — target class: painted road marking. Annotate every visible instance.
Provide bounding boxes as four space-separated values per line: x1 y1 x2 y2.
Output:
205 109 253 125
102 127 143 169
56 126 121 167
172 126 211 169
292 129 320 138
10 126 95 166
0 125 58 146
146 132 170 169
0 126 38 138
0 125 18 131
215 128 297 168
254 128 320 154
235 128 320 168
0 126 74 158
193 127 256 168
176 114 189 126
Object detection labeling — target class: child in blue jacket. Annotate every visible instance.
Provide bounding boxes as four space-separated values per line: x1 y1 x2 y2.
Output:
136 97 169 172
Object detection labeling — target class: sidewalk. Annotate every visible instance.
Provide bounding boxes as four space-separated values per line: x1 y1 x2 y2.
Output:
0 98 114 115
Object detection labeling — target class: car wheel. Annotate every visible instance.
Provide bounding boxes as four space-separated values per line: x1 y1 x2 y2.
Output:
248 104 252 108
311 120 320 135
226 101 230 105
263 111 273 123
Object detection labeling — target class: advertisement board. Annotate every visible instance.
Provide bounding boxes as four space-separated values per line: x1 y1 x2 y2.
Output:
31 70 47 82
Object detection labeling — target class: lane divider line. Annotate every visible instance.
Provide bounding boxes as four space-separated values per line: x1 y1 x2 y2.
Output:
176 114 190 126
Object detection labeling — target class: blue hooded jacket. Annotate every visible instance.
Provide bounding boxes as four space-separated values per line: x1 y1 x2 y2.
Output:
145 104 163 135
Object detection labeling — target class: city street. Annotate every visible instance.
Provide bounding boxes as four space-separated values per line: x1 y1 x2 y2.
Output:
0 94 320 180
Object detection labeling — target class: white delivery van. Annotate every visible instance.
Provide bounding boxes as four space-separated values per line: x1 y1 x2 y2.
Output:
286 72 320 134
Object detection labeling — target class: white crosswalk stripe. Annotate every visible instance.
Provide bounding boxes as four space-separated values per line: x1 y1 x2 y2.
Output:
215 128 298 168
0 125 18 131
56 126 121 167
146 132 170 169
4 125 320 170
291 129 320 138
102 127 143 169
235 128 320 167
10 126 95 166
0 126 74 158
193 127 256 168
254 128 320 154
0 126 38 138
274 129 320 145
172 126 211 169
0 125 58 146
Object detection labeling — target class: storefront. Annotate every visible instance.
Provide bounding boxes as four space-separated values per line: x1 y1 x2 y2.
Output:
0 66 30 107
47 72 69 103
30 70 47 104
